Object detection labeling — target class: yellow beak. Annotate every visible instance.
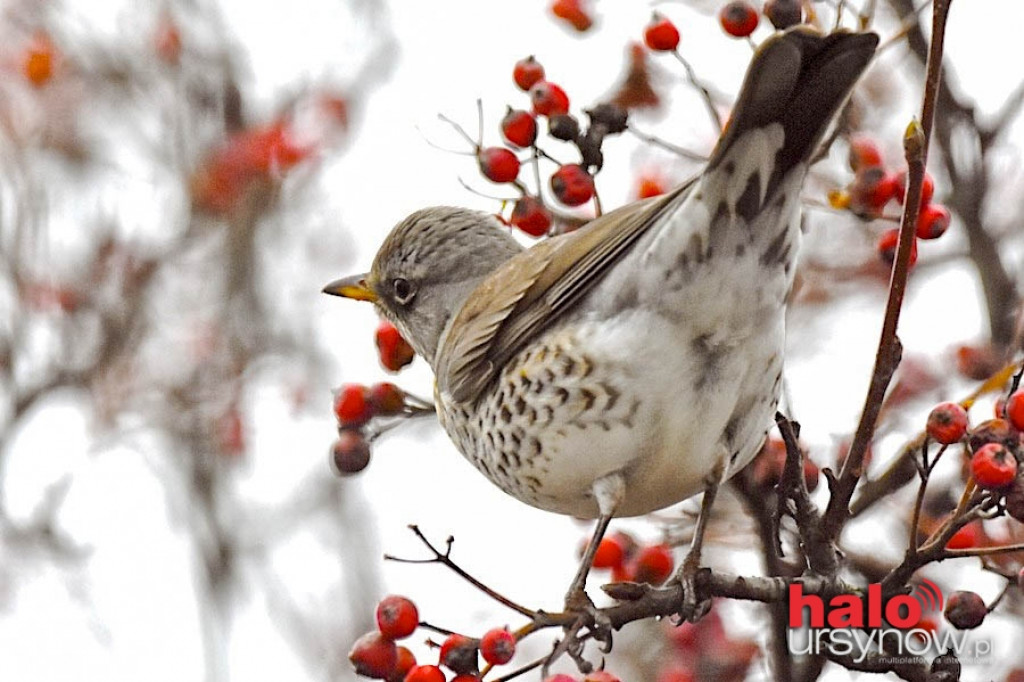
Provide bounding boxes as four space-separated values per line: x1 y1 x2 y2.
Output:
322 274 377 302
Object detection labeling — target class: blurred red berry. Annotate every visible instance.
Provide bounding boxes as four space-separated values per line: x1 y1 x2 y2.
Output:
479 627 516 665
510 196 552 237
478 147 521 184
945 522 980 550
877 228 918 268
530 81 570 117
848 135 883 171
644 15 680 52
719 2 759 37
154 15 183 64
334 384 372 427
389 647 417 682
916 203 951 240
513 56 545 91
369 382 405 416
544 676 577 682
630 544 674 585
895 169 935 206
501 109 538 148
944 591 987 629
971 443 1017 489
376 595 419 640
23 33 56 87
349 631 398 679
849 167 897 217
926 402 969 444
636 174 666 199
376 320 415 372
764 0 802 29
592 535 626 569
331 430 371 475
439 634 478 675
1007 391 1024 431
551 0 593 32
405 665 446 682
550 164 595 206
955 344 1002 381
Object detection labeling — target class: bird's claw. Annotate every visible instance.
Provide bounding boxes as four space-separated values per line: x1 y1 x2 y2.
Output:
545 586 614 673
671 563 712 624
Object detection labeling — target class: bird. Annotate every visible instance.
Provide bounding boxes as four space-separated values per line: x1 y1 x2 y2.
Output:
324 27 878 622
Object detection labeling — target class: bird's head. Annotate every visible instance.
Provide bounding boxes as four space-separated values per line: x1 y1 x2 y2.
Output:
323 207 524 366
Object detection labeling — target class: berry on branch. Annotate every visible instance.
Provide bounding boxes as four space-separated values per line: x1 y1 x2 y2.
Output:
529 81 571 117
376 595 419 640
334 384 373 427
501 108 538 148
376 320 415 372
916 203 951 240
439 634 479 675
970 442 1017 490
510 196 552 237
926 402 969 444
644 15 681 52
349 631 399 679
479 627 516 665
719 2 760 38
764 0 803 30
550 164 595 206
944 591 987 629
513 56 545 92
331 430 372 475
478 147 521 184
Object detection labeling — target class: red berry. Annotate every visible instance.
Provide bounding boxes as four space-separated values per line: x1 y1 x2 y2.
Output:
405 665 446 682
501 109 538 148
376 595 419 640
969 418 1016 450
644 15 680 52
389 647 417 682
584 672 621 682
349 631 398 679
630 544 674 585
478 147 520 184
876 228 918 268
439 634 478 675
550 164 595 207
513 56 545 92
763 0 802 29
848 135 883 171
916 203 951 240
334 383 373 427
479 627 516 665
591 535 626 569
23 33 56 87
635 174 666 199
971 442 1017 489
719 1 759 37
544 676 577 682
945 522 980 550
529 81 570 117
895 169 935 206
551 0 593 32
849 167 897 217
926 402 969 444
375 320 415 372
331 430 371 475
944 591 987 629
1007 390 1024 431
369 382 405 416
510 196 552 237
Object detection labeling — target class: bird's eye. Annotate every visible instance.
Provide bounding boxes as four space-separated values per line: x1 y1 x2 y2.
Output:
392 277 415 305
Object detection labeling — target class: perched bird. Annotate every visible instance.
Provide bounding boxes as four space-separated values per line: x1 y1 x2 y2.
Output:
325 27 877 617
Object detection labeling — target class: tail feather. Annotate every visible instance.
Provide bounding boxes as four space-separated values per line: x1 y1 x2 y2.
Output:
708 28 878 191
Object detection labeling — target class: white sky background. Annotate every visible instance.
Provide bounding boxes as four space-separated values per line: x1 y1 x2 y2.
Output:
3 0 1024 681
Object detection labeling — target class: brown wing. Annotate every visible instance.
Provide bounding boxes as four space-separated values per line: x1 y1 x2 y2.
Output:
437 181 693 405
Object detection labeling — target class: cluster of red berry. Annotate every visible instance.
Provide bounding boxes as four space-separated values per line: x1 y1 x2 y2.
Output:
351 594 620 682
830 135 952 267
479 56 630 237
330 381 408 475
328 320 415 475
925 388 1024 523
589 531 675 585
657 606 760 682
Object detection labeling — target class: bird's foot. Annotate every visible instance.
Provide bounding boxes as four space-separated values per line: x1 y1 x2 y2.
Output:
670 557 712 624
542 586 614 675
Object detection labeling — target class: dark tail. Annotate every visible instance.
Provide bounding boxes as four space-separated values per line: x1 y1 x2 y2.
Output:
708 27 878 185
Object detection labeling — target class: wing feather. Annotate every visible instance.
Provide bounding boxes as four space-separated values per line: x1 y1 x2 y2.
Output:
438 180 693 404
